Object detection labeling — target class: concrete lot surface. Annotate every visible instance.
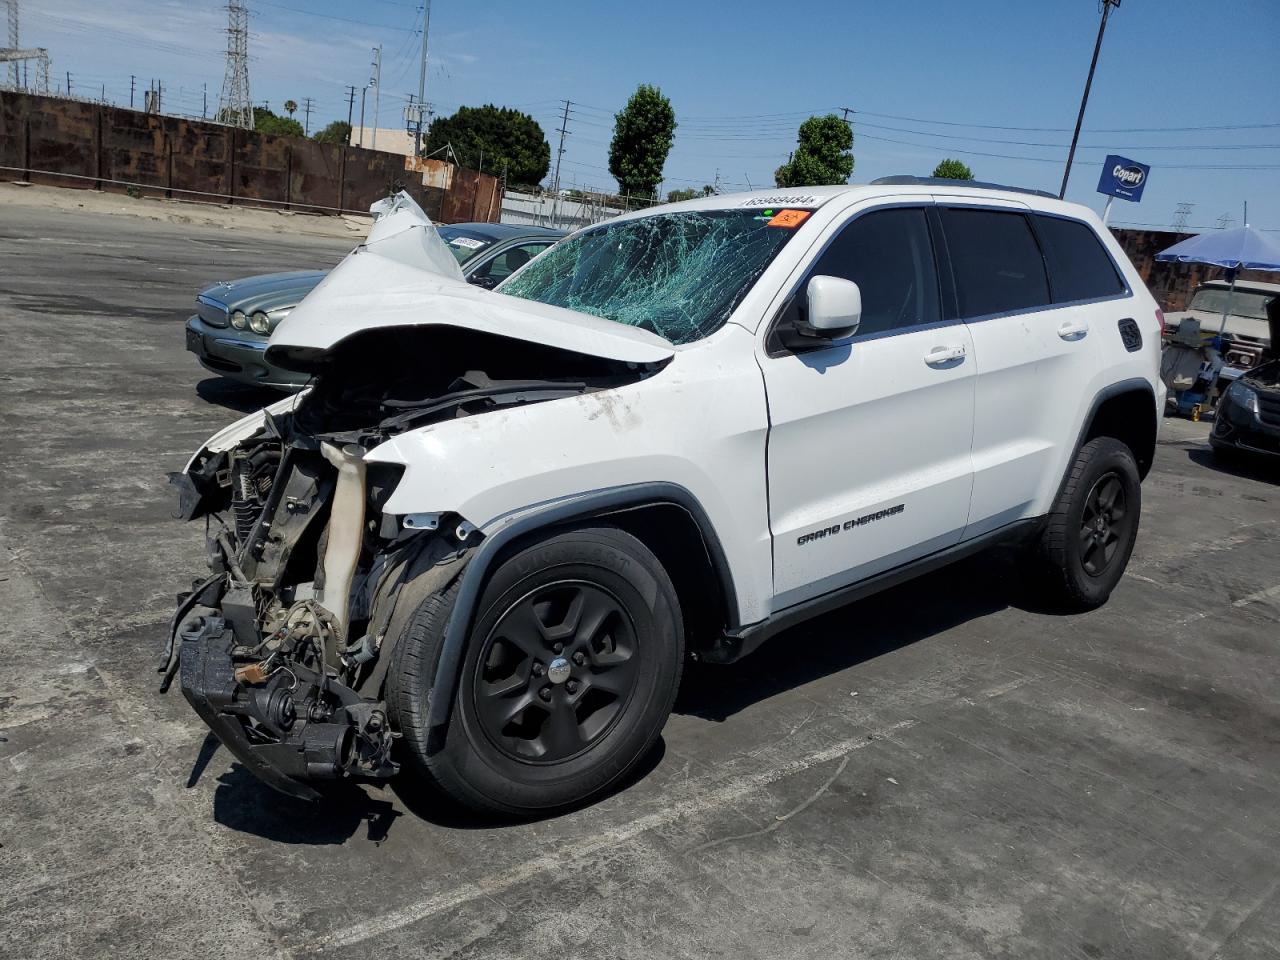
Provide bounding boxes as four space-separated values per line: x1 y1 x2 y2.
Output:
1 197 1278 959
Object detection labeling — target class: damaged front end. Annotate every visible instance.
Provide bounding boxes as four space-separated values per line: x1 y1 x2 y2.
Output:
161 192 671 800
160 328 653 800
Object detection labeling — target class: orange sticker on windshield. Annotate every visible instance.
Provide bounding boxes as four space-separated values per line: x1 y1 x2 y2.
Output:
767 209 810 228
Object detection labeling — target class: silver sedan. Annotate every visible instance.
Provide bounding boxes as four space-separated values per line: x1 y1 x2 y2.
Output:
185 222 564 391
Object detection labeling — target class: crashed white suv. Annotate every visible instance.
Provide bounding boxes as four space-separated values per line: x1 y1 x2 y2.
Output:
163 182 1165 816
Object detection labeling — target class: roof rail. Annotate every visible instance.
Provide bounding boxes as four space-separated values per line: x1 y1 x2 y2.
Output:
870 175 1058 200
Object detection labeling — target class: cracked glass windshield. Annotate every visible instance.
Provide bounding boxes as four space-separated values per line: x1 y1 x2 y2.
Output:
498 208 806 344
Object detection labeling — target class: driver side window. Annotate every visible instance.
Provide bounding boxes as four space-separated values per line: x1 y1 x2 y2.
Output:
807 207 942 337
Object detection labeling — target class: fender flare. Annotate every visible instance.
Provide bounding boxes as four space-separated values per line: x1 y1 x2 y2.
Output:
422 482 739 733
1058 377 1157 499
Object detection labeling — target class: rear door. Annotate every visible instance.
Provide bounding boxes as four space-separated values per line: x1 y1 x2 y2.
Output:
760 202 976 609
941 205 1125 537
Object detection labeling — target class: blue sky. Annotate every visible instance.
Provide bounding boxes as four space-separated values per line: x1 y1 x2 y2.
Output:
25 0 1280 231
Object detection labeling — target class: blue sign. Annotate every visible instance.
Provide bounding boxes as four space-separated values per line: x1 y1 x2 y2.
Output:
1097 155 1150 202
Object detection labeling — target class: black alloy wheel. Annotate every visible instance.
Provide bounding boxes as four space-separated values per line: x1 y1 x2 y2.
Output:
1078 472 1132 577
387 524 684 817
1032 436 1142 610
473 580 639 763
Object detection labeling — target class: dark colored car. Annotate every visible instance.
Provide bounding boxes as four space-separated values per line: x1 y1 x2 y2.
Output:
185 222 564 390
1211 302 1280 462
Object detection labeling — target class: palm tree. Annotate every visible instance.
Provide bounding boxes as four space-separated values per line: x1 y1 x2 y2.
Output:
283 99 298 117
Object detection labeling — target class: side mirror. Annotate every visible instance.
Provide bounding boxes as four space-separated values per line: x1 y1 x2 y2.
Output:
468 274 498 289
806 275 861 338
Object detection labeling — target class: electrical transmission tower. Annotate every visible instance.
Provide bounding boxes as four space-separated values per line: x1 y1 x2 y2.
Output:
1172 202 1192 234
2 0 49 93
217 0 252 128
6 0 16 88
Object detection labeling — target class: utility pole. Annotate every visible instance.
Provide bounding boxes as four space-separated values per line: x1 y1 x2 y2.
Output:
345 84 356 128
302 95 314 135
129 74 135 109
549 99 571 228
840 106 853 123
1059 0 1121 199
358 86 367 146
413 0 431 156
65 69 70 97
369 45 382 150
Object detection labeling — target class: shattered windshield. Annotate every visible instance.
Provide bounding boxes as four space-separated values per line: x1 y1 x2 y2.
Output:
1188 288 1273 320
497 209 805 344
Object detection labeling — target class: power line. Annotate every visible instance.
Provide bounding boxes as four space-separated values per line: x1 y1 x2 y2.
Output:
252 0 416 32
855 131 1280 170
854 109 1280 135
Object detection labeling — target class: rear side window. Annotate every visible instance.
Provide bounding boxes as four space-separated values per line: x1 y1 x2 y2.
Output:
1034 214 1126 302
940 208 1050 318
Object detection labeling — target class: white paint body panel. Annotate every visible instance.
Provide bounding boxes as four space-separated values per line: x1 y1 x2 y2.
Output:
366 324 777 624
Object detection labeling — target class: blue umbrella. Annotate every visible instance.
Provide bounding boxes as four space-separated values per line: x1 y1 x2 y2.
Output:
1155 226 1280 334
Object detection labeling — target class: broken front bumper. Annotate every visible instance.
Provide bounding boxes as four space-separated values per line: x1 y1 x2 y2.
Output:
174 606 397 801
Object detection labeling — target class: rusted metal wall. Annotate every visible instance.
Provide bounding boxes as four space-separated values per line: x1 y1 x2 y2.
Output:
0 91 502 222
1112 227 1280 312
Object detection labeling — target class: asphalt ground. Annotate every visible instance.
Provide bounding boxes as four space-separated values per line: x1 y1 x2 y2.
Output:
1 194 1278 960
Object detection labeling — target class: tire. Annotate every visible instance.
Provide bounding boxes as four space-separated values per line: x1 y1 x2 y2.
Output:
388 524 684 817
1031 437 1142 611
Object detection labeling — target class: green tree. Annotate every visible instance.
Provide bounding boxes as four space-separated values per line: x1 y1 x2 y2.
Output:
931 158 974 181
774 114 853 187
313 120 352 145
666 184 714 203
608 84 677 199
253 107 304 138
423 104 550 185
283 99 298 117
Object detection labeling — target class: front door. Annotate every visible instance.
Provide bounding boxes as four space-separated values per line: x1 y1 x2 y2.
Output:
760 204 976 610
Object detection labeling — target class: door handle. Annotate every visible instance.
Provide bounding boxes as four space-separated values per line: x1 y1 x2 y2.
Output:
1058 319 1090 341
924 344 966 366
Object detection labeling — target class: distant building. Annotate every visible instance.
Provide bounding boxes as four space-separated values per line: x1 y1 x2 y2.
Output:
349 127 415 156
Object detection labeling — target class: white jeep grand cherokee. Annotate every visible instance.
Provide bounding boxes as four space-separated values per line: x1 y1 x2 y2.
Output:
163 181 1165 816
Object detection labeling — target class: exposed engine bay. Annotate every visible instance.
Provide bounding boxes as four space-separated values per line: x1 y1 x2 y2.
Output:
159 325 654 800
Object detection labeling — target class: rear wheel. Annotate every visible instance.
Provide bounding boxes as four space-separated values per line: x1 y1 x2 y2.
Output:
1031 437 1141 610
389 525 683 817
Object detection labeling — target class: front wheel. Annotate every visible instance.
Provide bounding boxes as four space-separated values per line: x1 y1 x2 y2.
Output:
1031 437 1142 610
388 525 684 817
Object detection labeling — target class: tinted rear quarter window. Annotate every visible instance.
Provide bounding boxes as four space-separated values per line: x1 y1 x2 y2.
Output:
940 208 1050 318
1033 214 1126 302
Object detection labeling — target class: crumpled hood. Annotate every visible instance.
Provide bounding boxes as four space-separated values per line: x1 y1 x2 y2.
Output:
266 192 673 370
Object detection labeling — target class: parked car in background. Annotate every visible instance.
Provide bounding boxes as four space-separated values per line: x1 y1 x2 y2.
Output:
1211 301 1280 463
1163 279 1278 373
184 222 564 390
